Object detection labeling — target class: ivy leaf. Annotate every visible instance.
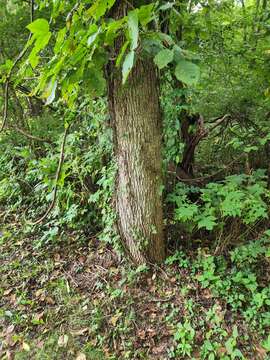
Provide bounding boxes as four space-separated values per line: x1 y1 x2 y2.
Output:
175 60 200 85
154 49 174 69
128 10 139 51
122 50 134 84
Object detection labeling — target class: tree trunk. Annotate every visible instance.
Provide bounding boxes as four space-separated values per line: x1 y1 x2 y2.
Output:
108 58 166 264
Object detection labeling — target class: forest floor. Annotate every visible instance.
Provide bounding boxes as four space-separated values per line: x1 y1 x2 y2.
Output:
0 218 270 359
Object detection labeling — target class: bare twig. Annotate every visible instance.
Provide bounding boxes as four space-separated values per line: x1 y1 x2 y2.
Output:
208 114 231 133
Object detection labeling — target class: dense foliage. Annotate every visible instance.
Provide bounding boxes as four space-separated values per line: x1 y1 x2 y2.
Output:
1 0 270 359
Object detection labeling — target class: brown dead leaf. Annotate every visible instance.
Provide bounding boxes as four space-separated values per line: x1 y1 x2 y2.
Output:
10 294 16 304
255 344 267 359
137 329 146 340
5 350 12 360
22 342 30 352
34 312 44 321
147 328 157 338
152 344 166 355
110 313 122 327
4 289 12 296
45 296 55 305
5 325 15 335
54 253 61 261
78 256 86 264
35 289 44 298
58 334 68 347
70 328 89 336
36 340 44 349
217 347 227 356
76 353 87 360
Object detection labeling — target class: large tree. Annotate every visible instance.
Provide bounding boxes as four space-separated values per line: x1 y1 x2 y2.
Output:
1 0 200 264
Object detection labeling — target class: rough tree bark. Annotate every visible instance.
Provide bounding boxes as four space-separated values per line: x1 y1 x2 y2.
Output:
108 56 166 264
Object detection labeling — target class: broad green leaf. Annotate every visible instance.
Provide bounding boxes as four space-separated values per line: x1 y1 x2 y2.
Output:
159 2 174 11
106 19 125 45
28 32 51 68
85 67 106 97
87 31 99 46
122 51 134 84
262 334 270 351
45 79 58 105
154 49 174 69
116 41 129 67
138 4 155 26
86 0 115 21
27 18 49 35
175 60 200 85
54 27 66 54
128 10 139 51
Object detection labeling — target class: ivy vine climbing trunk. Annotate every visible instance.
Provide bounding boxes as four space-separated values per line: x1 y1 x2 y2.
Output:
108 57 166 264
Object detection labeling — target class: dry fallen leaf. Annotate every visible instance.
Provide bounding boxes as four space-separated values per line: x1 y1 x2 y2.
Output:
70 328 89 336
58 334 69 347
22 342 30 352
152 344 166 354
36 340 44 349
76 353 87 360
110 313 122 327
45 296 55 305
255 344 267 359
35 289 44 298
34 312 44 321
5 324 15 335
3 289 13 296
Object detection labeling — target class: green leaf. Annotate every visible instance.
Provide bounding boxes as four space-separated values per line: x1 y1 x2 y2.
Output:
116 41 129 67
87 0 116 21
197 215 217 230
45 79 57 105
85 67 106 97
128 10 139 51
28 32 51 68
27 18 49 35
54 27 66 54
138 4 155 26
262 334 270 352
122 51 135 84
154 49 174 69
175 60 200 85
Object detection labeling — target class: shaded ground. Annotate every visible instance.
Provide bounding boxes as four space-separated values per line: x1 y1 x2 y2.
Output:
0 219 270 359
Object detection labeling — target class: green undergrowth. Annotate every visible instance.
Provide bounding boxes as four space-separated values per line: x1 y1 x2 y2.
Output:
1 222 270 360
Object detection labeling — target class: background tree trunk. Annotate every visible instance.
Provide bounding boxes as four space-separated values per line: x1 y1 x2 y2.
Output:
108 58 166 264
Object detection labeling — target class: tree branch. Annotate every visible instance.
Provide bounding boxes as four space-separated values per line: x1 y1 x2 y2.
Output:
27 124 71 225
10 126 53 144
